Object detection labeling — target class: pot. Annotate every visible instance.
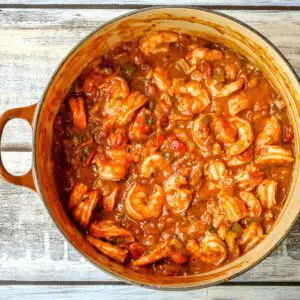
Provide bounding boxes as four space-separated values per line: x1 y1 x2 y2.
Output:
0 7 299 289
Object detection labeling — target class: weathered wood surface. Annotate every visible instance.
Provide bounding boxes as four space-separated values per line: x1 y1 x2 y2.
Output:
1 0 300 7
1 284 300 300
0 5 300 298
0 152 299 282
0 9 299 151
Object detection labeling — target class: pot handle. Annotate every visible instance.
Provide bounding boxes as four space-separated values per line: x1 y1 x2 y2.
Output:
0 103 37 191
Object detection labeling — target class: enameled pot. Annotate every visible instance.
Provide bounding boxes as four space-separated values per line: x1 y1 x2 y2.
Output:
0 7 299 289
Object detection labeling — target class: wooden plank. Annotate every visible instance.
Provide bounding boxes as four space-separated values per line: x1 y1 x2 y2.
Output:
1 284 300 300
0 152 300 282
1 0 300 7
0 9 300 150
0 8 299 151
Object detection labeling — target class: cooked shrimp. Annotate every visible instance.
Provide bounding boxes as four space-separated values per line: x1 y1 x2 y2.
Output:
208 78 244 98
128 108 153 142
218 192 248 222
228 92 250 116
186 47 224 65
234 164 264 191
93 179 118 212
69 182 88 210
176 81 210 116
89 220 132 239
100 76 129 117
257 179 277 209
240 222 264 252
210 116 238 144
102 187 118 212
163 174 192 213
140 154 171 178
153 67 172 94
255 145 294 165
187 233 227 266
226 117 254 156
69 97 87 130
87 235 128 263
73 190 100 228
125 183 165 221
115 91 148 125
93 149 128 181
192 114 217 157
204 160 228 181
226 147 253 167
132 239 188 267
225 231 240 256
239 191 262 218
256 116 281 146
140 31 178 56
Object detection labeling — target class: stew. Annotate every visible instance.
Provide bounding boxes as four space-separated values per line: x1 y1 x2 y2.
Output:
52 31 295 276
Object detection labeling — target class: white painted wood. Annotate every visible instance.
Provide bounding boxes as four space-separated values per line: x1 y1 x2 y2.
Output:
1 284 300 300
0 9 299 150
1 0 299 7
0 152 299 282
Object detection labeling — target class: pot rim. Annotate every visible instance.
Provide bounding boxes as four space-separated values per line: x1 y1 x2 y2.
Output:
31 6 300 290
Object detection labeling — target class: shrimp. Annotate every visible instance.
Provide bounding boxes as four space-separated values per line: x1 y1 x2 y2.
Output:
228 92 250 116
115 91 148 125
234 164 264 191
226 147 253 167
186 47 224 65
140 31 178 56
140 154 171 178
163 174 192 213
218 192 248 222
176 81 210 116
69 182 88 210
87 235 128 263
93 149 128 181
100 76 129 117
93 178 118 212
257 179 277 209
255 145 294 165
240 222 264 252
186 233 227 266
69 97 87 130
125 183 165 221
204 160 228 181
128 108 153 142
73 190 100 228
132 239 188 267
256 116 281 146
226 117 254 156
208 78 244 98
89 220 132 239
210 116 238 144
239 191 262 218
192 114 218 157
153 67 172 94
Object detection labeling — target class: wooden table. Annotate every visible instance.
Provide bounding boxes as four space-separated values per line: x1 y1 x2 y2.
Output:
0 1 299 299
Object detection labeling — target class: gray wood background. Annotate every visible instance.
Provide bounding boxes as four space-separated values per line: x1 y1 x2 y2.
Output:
0 1 299 299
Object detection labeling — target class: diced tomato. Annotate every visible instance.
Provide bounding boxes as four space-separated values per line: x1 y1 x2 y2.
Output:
156 134 165 149
129 242 146 259
283 125 294 143
170 140 188 155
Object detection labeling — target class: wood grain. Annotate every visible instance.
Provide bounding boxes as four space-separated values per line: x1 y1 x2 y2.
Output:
1 284 300 300
0 152 299 282
1 0 299 7
0 9 299 150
